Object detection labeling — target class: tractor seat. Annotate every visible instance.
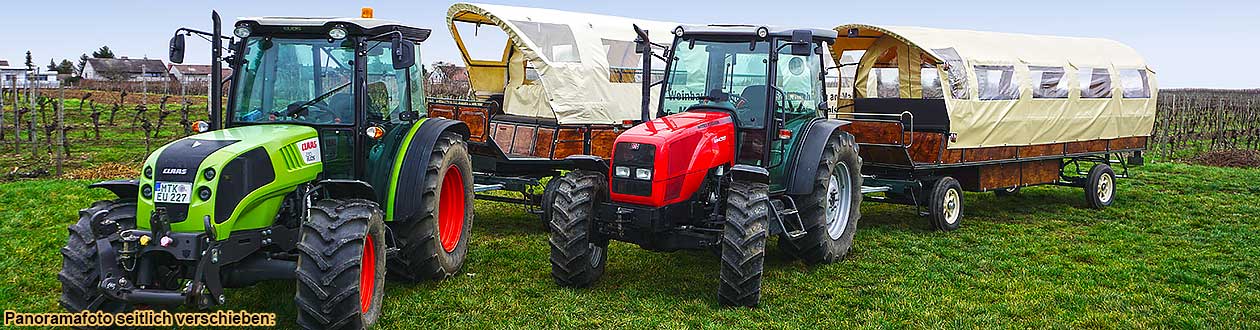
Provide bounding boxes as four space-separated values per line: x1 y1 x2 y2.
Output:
737 85 768 128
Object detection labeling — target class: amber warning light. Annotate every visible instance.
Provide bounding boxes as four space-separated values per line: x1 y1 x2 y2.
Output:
361 7 374 18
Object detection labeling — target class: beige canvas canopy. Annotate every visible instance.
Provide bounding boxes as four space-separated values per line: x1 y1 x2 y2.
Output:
446 3 680 125
833 24 1158 148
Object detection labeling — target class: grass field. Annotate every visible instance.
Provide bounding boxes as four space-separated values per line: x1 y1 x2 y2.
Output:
1 162 1257 328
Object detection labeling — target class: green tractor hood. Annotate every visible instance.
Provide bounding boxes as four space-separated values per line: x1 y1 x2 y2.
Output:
137 124 323 240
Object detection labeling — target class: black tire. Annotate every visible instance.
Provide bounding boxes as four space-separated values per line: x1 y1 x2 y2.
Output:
387 132 474 282
295 199 386 330
1084 163 1116 209
927 177 963 231
548 170 608 288
718 180 769 307
994 185 1020 197
59 200 136 314
539 176 561 224
782 132 863 265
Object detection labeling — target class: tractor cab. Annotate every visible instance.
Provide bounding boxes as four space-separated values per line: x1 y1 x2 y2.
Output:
217 16 429 185
653 25 837 190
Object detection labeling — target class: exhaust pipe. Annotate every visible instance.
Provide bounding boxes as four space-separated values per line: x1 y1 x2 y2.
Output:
210 11 223 130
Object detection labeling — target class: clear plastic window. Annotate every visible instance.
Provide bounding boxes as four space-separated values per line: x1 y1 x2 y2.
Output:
1029 66 1069 99
874 68 899 98
920 64 943 99
974 65 1019 100
932 48 969 100
1079 68 1112 98
601 38 666 84
452 21 509 62
510 21 580 63
837 50 864 99
1119 69 1150 98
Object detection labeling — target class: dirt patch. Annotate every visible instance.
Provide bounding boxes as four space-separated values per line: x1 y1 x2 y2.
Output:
65 162 138 180
1190 149 1260 168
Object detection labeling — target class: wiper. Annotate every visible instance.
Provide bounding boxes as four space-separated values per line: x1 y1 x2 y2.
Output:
287 81 351 115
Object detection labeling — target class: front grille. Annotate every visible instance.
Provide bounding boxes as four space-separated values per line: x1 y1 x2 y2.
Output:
611 142 656 196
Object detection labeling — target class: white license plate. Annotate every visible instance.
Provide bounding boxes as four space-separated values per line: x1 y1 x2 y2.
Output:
154 181 193 204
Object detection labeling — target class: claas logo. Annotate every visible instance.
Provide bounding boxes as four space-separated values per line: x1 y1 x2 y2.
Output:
300 140 318 151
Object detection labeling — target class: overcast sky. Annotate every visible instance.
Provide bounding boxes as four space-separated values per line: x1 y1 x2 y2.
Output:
1 0 1255 88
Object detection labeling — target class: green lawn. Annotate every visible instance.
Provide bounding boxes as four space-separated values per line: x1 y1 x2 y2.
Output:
1 162 1257 328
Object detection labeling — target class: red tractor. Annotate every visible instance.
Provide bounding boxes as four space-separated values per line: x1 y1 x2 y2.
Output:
548 25 862 306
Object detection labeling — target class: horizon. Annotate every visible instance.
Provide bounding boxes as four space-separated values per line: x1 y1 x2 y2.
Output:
1 0 1255 89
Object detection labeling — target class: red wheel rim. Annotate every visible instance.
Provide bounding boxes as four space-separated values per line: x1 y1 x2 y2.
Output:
438 165 466 253
359 235 375 314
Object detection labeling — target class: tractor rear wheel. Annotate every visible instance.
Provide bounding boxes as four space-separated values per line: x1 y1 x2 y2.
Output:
295 199 386 330
782 132 862 265
718 180 769 307
59 200 137 314
387 132 474 281
548 170 608 288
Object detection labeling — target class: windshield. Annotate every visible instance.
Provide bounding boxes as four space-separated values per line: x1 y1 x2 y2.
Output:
662 38 770 128
232 37 364 125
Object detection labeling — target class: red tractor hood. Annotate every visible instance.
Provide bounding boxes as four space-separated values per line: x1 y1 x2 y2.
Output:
610 111 736 207
619 111 734 144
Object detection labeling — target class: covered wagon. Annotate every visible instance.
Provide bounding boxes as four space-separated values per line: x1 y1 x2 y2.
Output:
829 24 1157 229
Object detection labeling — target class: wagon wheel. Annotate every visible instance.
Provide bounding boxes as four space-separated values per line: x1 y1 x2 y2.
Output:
1084 164 1115 209
927 177 963 231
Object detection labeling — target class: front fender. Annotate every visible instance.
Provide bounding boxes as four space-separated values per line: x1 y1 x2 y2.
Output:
786 119 851 195
88 179 140 200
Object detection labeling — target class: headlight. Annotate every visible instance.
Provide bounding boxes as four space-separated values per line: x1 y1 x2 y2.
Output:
329 27 348 40
614 166 631 178
756 27 769 38
202 168 216 181
198 186 212 201
141 185 153 199
144 166 153 179
233 26 252 38
634 168 652 180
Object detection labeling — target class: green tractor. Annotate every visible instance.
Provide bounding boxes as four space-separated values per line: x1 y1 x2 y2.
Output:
58 11 473 328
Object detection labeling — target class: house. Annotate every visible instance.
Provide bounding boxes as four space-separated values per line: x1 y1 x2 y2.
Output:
169 64 230 83
82 57 168 82
0 59 61 88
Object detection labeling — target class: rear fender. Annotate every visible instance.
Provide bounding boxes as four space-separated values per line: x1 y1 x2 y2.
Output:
786 119 852 195
387 118 470 222
89 179 140 200
564 155 610 176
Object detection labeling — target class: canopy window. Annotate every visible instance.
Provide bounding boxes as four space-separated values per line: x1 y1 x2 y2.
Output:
832 24 1158 148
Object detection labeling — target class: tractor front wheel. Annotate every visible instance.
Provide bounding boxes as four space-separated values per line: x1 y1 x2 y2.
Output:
782 132 862 265
718 180 769 307
548 170 608 288
387 132 474 281
59 200 137 314
295 199 386 330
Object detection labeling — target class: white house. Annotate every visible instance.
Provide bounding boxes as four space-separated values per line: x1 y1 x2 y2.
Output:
0 59 61 88
82 57 168 82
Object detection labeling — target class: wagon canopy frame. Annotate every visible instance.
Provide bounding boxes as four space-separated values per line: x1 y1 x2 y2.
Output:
831 24 1158 149
446 3 680 125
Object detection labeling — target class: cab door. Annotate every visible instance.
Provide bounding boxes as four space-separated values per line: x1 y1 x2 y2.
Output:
767 41 826 191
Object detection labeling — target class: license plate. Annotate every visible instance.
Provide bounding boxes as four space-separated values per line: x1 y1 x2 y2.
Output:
154 181 193 204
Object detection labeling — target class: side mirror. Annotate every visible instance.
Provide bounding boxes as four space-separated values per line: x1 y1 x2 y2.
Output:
790 29 813 56
169 34 186 64
392 37 416 70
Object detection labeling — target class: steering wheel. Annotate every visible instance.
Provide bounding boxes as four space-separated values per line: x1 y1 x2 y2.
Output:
279 101 343 123
727 93 749 109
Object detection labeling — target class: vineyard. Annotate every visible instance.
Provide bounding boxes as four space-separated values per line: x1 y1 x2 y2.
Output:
1152 89 1260 163
0 86 1257 181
